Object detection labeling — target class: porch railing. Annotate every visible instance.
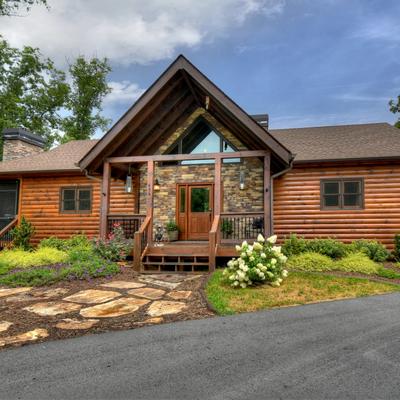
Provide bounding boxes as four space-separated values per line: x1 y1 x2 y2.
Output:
0 218 17 249
209 214 220 271
134 216 152 271
219 212 264 244
107 214 145 239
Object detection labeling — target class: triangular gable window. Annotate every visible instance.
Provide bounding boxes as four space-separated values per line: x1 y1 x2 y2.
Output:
165 118 240 164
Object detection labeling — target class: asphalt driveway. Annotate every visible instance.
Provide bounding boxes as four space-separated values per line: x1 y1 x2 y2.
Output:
1 293 400 400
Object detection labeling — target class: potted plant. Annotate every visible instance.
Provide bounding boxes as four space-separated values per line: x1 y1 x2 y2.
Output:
165 220 179 242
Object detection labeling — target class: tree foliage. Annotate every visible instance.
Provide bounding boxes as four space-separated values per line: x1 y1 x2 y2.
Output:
0 37 112 159
389 95 400 128
0 37 69 155
61 56 111 142
0 0 47 16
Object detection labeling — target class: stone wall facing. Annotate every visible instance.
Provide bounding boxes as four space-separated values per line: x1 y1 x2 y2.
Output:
3 139 43 161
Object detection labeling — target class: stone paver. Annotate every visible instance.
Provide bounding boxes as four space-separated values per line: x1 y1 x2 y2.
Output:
144 317 163 324
127 287 165 300
6 294 37 303
147 301 187 317
0 328 48 347
56 318 99 330
0 287 31 298
64 289 120 304
32 288 69 299
100 281 145 290
0 321 13 332
168 290 192 300
138 276 180 290
80 298 149 318
24 302 81 316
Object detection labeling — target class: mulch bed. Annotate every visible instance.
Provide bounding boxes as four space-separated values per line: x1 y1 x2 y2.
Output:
0 267 215 350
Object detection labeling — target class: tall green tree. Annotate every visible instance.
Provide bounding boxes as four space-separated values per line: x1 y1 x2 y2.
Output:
61 56 111 142
389 96 400 128
0 37 69 158
0 0 48 16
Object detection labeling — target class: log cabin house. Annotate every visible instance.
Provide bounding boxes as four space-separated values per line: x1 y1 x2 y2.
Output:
1 55 400 273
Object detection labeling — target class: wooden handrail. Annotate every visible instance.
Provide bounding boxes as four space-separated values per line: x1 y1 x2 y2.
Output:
209 214 220 272
220 211 264 217
107 214 146 218
0 218 18 248
133 216 152 271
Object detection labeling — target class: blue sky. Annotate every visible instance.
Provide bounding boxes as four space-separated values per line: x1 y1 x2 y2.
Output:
2 0 399 132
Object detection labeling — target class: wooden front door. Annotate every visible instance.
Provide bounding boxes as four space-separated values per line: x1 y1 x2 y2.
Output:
177 184 213 241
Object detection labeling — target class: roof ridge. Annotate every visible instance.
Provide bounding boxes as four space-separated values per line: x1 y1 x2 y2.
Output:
270 122 392 131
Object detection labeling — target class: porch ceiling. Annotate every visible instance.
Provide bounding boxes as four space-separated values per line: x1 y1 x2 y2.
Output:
79 55 293 175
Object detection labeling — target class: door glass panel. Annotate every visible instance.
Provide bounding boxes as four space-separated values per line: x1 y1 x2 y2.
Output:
191 188 210 212
179 187 186 213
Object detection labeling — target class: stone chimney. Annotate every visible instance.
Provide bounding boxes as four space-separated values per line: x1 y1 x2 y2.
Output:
2 128 46 161
251 114 269 130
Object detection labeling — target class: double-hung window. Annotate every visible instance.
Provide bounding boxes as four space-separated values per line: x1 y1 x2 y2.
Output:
321 179 363 209
60 187 92 213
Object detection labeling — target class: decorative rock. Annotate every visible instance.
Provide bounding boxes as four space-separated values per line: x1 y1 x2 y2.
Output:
80 298 149 318
56 318 99 330
100 281 145 289
0 287 31 298
6 294 37 303
24 301 81 316
63 289 120 304
147 301 187 317
0 321 13 332
127 287 165 300
144 317 163 324
168 291 192 300
0 328 49 347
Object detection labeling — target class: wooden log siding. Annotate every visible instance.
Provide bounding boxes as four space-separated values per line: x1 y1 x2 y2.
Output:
273 162 400 249
20 175 137 244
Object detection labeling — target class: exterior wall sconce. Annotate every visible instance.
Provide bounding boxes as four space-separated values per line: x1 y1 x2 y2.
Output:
125 165 133 193
239 171 245 190
154 178 160 191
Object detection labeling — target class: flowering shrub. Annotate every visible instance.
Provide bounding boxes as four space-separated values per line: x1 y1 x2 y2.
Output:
223 234 288 288
92 223 132 261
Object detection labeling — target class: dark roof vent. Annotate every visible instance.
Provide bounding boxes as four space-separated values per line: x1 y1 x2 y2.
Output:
251 114 269 130
3 128 46 148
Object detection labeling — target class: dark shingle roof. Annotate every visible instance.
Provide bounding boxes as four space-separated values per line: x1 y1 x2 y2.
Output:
0 122 399 174
0 140 98 174
270 123 400 162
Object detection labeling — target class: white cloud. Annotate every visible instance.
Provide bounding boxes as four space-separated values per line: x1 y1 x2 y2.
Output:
104 81 145 107
0 0 285 66
352 18 400 43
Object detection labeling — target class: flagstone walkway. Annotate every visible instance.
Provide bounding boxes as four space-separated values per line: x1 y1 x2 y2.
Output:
0 270 213 349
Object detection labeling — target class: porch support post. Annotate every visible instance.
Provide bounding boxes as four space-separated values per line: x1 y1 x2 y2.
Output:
263 154 271 238
210 157 222 271
146 160 154 243
100 161 111 239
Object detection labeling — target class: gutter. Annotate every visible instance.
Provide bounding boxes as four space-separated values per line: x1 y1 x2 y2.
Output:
83 168 102 183
269 156 295 234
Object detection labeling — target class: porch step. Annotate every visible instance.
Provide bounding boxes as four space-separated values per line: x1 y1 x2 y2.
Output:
141 252 209 273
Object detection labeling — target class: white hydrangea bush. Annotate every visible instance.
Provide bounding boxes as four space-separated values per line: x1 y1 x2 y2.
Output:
223 234 288 288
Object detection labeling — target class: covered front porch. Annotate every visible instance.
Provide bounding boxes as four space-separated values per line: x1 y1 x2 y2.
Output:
101 150 272 272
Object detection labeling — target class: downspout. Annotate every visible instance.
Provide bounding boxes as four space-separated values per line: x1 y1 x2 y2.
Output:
269 156 295 235
83 168 102 182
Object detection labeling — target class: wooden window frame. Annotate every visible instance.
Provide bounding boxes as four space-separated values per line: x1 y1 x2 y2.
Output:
60 186 93 214
320 178 364 210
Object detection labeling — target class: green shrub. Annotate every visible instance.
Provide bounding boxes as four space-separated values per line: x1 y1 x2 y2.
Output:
377 267 400 280
0 247 68 269
335 252 380 275
39 234 92 252
286 252 334 272
306 238 348 259
393 234 400 261
282 234 308 257
282 235 347 259
11 217 35 250
348 240 389 262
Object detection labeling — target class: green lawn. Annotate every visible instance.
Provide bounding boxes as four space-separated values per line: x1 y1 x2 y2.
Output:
206 269 400 315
